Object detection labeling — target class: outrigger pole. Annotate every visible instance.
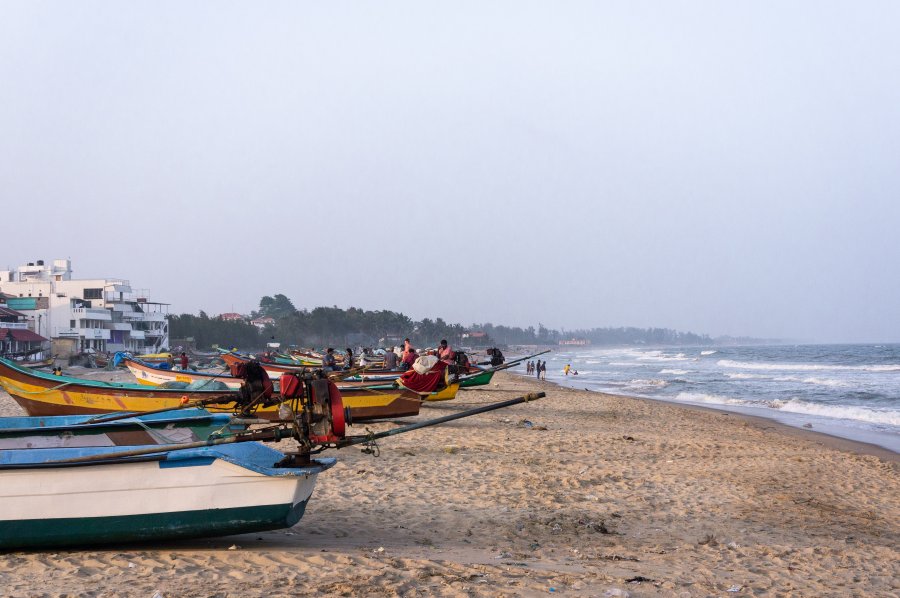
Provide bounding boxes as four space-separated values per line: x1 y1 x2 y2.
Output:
336 392 545 448
34 392 547 467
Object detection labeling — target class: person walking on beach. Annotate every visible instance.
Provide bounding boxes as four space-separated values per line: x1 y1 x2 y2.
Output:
564 364 571 376
535 360 542 380
540 361 547 381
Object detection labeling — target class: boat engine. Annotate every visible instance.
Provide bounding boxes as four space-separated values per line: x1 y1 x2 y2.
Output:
279 373 348 447
228 360 275 414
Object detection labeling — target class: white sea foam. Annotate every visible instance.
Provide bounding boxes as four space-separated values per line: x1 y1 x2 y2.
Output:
771 399 900 426
776 376 850 388
672 392 747 406
717 359 900 372
700 350 717 356
659 369 689 375
637 351 690 362
725 372 763 380
627 379 669 388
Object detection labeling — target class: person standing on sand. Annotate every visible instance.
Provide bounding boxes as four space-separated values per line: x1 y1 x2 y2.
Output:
535 360 542 380
540 361 547 380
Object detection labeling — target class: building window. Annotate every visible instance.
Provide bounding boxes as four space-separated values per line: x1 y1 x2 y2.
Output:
84 288 102 299
70 320 75 328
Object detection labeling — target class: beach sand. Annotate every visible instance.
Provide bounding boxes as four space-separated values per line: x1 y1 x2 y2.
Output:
0 369 897 597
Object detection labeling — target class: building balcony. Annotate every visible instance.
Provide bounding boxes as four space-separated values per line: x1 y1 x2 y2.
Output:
130 330 146 340
80 328 111 340
145 328 166 337
0 322 29 329
72 307 112 321
108 323 133 331
53 327 80 337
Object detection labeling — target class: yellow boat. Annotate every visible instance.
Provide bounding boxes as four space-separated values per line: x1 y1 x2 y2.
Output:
0 357 422 421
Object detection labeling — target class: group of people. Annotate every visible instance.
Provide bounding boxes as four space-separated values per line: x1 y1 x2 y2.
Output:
165 352 190 370
527 359 546 380
389 338 456 371
322 348 355 372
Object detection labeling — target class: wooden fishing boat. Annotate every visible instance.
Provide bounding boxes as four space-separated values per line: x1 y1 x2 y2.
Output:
0 378 546 549
0 357 236 417
133 352 172 364
125 358 243 390
459 369 495 388
0 442 335 549
0 409 251 449
17 356 55 369
0 357 422 422
336 379 461 401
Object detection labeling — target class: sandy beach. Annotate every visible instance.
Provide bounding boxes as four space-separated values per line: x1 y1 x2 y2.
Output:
0 369 897 597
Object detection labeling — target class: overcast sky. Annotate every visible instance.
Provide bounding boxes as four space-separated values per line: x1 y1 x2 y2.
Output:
2 2 898 343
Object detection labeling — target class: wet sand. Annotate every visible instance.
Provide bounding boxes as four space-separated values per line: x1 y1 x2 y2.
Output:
0 369 897 597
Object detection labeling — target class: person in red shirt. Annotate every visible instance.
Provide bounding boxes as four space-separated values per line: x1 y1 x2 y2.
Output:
180 352 189 370
437 339 455 362
400 345 418 371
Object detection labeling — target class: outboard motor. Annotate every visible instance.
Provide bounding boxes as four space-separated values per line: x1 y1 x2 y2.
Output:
279 372 348 448
229 360 275 414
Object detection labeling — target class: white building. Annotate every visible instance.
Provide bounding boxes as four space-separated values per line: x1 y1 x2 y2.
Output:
0 259 170 356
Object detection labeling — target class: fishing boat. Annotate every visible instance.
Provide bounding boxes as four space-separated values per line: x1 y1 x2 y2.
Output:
0 366 547 548
15 356 55 369
133 352 173 364
0 442 335 549
0 409 252 449
0 357 236 417
0 357 421 421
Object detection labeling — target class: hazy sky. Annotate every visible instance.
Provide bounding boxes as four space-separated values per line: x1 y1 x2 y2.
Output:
2 2 898 343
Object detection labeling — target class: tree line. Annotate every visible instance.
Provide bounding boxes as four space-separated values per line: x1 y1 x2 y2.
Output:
168 294 714 350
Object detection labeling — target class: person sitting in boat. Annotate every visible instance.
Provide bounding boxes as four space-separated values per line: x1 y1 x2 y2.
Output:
344 348 354 370
322 348 338 372
438 339 455 363
400 345 418 371
383 347 398 370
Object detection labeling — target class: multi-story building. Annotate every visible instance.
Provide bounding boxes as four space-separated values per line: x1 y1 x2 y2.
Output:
0 259 169 357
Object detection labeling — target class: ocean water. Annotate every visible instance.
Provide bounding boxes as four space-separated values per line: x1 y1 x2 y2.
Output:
519 344 900 453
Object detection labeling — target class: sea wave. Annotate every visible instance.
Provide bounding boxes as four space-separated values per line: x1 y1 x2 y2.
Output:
659 369 690 375
672 392 747 406
771 399 900 426
717 359 900 372
627 379 669 388
700 350 717 356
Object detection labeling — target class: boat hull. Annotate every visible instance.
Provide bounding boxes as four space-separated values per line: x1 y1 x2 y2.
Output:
1 358 420 421
0 444 334 549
